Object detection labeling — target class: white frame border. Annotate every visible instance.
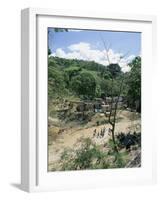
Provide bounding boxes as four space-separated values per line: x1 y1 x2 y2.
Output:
21 8 157 192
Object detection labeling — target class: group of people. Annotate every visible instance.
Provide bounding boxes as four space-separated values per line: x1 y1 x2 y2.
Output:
93 127 109 138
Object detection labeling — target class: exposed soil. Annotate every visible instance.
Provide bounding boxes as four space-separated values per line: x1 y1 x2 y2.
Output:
48 110 141 171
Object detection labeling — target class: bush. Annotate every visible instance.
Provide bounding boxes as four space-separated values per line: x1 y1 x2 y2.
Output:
116 132 141 150
58 138 110 171
51 136 138 171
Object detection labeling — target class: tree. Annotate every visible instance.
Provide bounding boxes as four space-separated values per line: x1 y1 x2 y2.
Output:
71 71 96 99
48 66 67 98
48 48 51 55
100 79 111 96
64 66 82 82
108 78 124 153
107 63 122 78
127 56 141 112
100 36 125 153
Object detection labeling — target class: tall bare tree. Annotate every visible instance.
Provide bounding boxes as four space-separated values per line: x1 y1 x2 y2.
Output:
100 35 126 153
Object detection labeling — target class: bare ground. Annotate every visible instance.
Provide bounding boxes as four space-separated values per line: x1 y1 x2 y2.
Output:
48 110 141 171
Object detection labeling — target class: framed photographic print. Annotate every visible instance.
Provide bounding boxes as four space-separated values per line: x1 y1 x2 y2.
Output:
21 8 157 192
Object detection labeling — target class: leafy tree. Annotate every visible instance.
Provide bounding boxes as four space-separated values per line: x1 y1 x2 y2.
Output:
71 71 96 99
103 71 112 79
100 79 111 96
95 84 102 97
64 66 82 82
101 77 124 97
127 56 141 112
48 48 51 55
48 67 67 98
107 63 122 78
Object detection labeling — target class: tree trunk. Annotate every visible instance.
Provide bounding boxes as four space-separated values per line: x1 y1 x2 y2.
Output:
109 78 124 153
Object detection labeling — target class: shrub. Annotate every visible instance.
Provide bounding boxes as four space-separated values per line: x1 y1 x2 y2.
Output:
58 138 110 170
116 132 141 150
52 136 137 171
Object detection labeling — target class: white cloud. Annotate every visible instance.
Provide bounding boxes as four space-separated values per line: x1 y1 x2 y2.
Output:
54 48 66 58
52 42 136 72
68 42 90 52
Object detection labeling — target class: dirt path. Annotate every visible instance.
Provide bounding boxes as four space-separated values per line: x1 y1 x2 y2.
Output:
48 111 141 170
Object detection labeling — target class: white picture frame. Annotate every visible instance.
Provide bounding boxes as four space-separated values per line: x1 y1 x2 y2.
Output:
21 8 157 192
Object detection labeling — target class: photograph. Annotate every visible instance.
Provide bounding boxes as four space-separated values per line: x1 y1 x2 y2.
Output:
47 28 141 172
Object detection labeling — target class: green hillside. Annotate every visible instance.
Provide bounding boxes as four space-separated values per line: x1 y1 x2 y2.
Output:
49 57 122 98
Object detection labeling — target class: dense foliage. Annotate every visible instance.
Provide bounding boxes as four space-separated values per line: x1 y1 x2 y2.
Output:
48 56 141 108
126 57 141 112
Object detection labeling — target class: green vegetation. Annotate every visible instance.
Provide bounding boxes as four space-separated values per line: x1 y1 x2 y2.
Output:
60 138 110 170
51 138 135 171
71 71 97 99
48 56 141 102
127 57 141 112
48 55 141 171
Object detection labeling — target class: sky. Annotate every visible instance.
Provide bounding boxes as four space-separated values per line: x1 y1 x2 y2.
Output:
48 28 141 72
